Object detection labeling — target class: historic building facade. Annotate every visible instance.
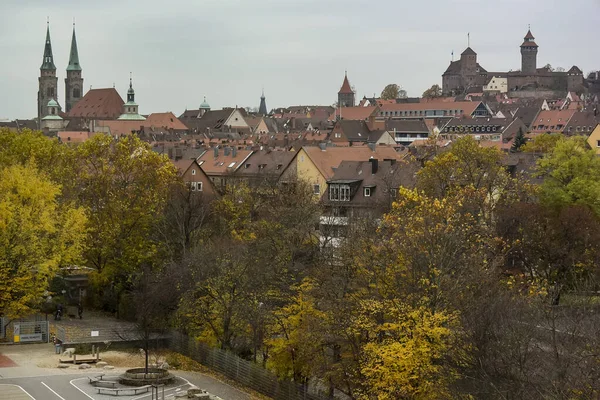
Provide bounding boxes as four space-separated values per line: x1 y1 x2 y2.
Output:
442 30 584 96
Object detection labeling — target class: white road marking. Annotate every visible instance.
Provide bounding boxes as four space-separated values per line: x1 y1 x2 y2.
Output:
41 382 66 400
69 377 95 399
0 384 36 400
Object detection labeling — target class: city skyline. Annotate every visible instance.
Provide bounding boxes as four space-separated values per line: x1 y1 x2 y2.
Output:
1 0 599 119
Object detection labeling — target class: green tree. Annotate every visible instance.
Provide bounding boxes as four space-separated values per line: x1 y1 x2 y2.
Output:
0 164 87 318
69 135 178 312
522 133 563 154
536 136 600 215
422 84 443 99
511 127 527 152
380 84 400 100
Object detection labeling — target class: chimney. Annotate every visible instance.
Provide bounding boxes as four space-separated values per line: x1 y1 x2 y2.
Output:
232 147 237 157
224 146 231 156
213 146 219 158
369 158 379 174
319 143 327 151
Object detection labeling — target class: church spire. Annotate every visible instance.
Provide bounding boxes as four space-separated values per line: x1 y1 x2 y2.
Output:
67 22 81 71
127 72 135 103
41 19 56 71
259 88 267 116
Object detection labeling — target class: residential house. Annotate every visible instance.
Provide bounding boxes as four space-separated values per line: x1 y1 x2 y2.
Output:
281 145 407 197
196 146 254 193
441 117 528 142
233 149 296 187
530 110 576 134
563 111 600 136
179 108 250 136
384 119 430 145
586 124 600 155
330 120 395 145
245 116 269 134
320 158 419 249
172 158 218 197
483 76 508 93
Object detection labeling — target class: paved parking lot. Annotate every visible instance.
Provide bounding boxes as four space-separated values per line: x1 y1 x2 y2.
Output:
0 346 252 400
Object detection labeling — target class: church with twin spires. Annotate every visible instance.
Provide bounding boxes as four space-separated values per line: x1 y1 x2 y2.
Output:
442 29 585 96
38 21 83 123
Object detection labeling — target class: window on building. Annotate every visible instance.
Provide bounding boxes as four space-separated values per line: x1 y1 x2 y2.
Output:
192 169 196 175
391 188 397 198
596 140 600 148
196 182 203 191
364 187 371 197
335 133 341 138
313 184 320 195
51 108 55 115
73 88 81 98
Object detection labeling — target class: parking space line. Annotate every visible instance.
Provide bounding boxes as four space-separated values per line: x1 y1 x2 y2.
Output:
0 384 36 399
69 377 95 399
41 382 66 400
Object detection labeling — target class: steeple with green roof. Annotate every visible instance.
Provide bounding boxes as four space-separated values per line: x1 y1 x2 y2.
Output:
40 21 56 71
38 19 59 123
67 24 81 71
118 73 146 121
65 21 84 112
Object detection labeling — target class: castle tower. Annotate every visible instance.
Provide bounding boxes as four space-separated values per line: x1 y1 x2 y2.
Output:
38 21 58 123
520 29 538 75
65 23 83 112
117 74 146 120
258 89 267 116
460 47 478 88
338 71 355 107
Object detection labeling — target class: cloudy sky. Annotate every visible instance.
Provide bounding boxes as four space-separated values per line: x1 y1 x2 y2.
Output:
1 0 599 119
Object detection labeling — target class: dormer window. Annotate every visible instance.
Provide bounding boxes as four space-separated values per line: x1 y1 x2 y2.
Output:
364 187 371 197
192 169 196 175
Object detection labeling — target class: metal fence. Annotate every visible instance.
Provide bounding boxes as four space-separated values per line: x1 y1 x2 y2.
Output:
1 317 49 343
168 332 333 400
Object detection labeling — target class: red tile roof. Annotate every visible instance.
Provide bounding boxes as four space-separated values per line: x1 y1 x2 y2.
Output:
57 131 95 143
531 110 576 133
338 74 353 94
328 106 378 122
144 112 188 130
197 147 253 176
378 101 481 116
67 88 124 119
524 30 535 40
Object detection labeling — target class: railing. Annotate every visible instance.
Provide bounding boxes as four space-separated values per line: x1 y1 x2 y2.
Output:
168 332 337 400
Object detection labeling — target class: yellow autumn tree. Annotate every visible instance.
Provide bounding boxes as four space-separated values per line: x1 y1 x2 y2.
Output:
0 164 87 319
356 300 464 400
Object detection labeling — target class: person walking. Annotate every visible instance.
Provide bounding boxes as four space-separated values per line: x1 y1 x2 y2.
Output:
77 303 83 319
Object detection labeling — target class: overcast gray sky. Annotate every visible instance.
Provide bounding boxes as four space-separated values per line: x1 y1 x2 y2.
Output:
1 0 599 119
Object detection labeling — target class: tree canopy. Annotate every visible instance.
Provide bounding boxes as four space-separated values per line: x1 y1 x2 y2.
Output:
422 84 442 99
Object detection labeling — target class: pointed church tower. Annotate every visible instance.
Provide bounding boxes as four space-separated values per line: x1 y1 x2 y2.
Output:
65 22 84 112
338 71 355 107
259 89 268 116
117 74 146 120
38 20 59 123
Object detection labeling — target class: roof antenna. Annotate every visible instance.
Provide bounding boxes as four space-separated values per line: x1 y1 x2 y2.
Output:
467 32 470 47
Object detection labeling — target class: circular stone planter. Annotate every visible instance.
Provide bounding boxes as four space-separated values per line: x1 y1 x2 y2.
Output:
120 368 174 386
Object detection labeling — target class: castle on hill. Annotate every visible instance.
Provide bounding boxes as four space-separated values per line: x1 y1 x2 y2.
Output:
442 29 585 96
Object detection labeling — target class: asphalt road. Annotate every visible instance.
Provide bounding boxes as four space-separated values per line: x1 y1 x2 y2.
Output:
0 371 252 400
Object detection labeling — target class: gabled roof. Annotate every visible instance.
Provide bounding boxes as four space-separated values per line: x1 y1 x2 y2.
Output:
197 147 253 176
531 110 576 132
563 111 600 133
461 47 477 56
180 108 237 132
235 149 296 178
328 106 378 122
567 65 583 75
67 88 124 119
339 73 354 94
301 146 406 181
335 120 371 141
144 112 188 130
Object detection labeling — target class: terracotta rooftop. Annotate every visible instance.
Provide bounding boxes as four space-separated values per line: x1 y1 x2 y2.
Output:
328 106 378 122
197 147 253 176
57 131 95 143
96 120 144 136
144 112 188 130
378 101 481 116
524 29 535 40
67 88 124 119
531 110 576 132
302 145 406 181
